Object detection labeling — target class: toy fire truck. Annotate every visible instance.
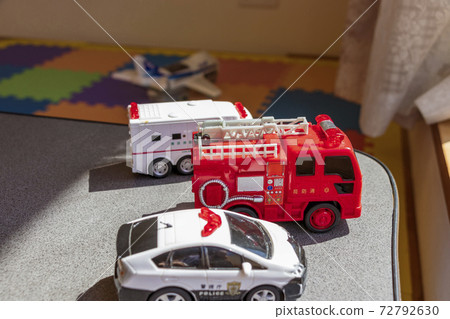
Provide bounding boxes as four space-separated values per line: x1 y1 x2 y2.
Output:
192 115 362 232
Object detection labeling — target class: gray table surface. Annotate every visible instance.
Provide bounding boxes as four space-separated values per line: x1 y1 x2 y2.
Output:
0 113 398 300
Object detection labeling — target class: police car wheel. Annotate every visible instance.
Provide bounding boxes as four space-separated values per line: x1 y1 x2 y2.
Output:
229 206 258 219
176 156 193 175
304 203 340 233
149 288 192 301
245 286 281 301
149 159 172 178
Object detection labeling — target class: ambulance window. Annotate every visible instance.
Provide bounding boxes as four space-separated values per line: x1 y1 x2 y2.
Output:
296 157 315 176
206 247 242 269
171 247 202 269
152 251 170 268
151 135 161 142
172 133 181 140
325 156 355 181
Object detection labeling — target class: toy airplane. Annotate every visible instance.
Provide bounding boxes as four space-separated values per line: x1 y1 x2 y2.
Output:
112 51 221 98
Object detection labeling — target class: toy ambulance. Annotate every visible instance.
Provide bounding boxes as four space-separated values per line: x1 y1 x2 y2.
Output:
114 207 307 301
192 115 362 232
126 100 252 177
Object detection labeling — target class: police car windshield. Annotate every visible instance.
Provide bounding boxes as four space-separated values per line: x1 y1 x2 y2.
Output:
225 213 272 259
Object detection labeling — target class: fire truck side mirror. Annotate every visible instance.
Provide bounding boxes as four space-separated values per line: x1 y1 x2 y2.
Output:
242 262 252 276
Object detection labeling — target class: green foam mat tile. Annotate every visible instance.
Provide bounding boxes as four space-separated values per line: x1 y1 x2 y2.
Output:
0 67 102 102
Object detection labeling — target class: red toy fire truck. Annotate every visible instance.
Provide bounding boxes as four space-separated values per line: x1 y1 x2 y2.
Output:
192 115 362 232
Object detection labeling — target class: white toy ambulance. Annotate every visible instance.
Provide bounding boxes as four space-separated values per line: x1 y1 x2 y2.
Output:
126 100 252 177
114 207 307 301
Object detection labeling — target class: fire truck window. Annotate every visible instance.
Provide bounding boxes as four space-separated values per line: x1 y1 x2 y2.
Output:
170 247 202 269
151 134 161 142
324 156 355 181
296 157 315 176
172 133 181 140
206 247 242 269
152 251 170 268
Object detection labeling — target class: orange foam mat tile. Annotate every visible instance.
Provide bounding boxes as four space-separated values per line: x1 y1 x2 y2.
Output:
39 48 135 75
35 101 128 124
217 59 291 87
277 63 339 94
218 83 274 115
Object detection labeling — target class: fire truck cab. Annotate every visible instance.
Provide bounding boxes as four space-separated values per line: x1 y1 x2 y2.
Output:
192 115 362 232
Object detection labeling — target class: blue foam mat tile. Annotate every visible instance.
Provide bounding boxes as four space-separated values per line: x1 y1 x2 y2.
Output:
260 88 361 132
0 96 50 114
0 65 27 82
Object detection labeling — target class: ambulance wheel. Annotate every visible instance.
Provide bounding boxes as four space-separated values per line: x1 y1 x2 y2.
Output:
229 206 258 219
149 288 192 301
176 156 193 175
304 203 340 233
148 158 172 178
245 286 281 301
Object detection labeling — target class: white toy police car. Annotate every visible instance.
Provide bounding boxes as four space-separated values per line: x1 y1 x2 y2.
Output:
114 207 306 301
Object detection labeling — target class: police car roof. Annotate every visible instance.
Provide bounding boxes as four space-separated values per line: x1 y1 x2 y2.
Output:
131 209 232 250
129 100 242 124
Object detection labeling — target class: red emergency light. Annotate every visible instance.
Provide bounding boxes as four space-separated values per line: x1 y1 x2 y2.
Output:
315 114 344 148
129 102 139 119
199 207 222 237
234 102 248 119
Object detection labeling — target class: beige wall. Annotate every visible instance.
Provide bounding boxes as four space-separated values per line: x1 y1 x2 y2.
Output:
0 0 349 56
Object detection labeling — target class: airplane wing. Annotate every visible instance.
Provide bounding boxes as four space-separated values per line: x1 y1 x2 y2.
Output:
111 70 152 87
184 76 222 98
112 70 169 91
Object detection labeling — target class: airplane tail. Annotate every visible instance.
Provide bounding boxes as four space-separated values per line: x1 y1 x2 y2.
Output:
133 55 161 78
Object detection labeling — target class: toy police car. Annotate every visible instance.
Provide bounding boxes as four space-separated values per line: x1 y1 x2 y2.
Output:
114 207 306 301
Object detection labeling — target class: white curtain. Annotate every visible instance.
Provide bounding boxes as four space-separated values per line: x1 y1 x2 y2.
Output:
336 0 450 137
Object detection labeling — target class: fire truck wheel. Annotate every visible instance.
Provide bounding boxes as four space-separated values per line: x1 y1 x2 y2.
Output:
148 158 172 178
304 203 340 233
176 156 193 175
229 206 258 219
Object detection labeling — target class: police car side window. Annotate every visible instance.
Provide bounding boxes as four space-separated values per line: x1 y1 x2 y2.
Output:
206 247 242 269
171 247 202 269
152 251 170 268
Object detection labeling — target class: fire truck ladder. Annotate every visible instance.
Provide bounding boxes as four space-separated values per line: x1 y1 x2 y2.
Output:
199 116 308 140
197 117 308 160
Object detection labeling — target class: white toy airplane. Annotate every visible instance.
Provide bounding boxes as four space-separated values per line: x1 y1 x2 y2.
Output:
112 51 221 98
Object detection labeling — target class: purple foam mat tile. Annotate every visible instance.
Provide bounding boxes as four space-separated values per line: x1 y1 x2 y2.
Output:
69 77 151 106
0 44 73 67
